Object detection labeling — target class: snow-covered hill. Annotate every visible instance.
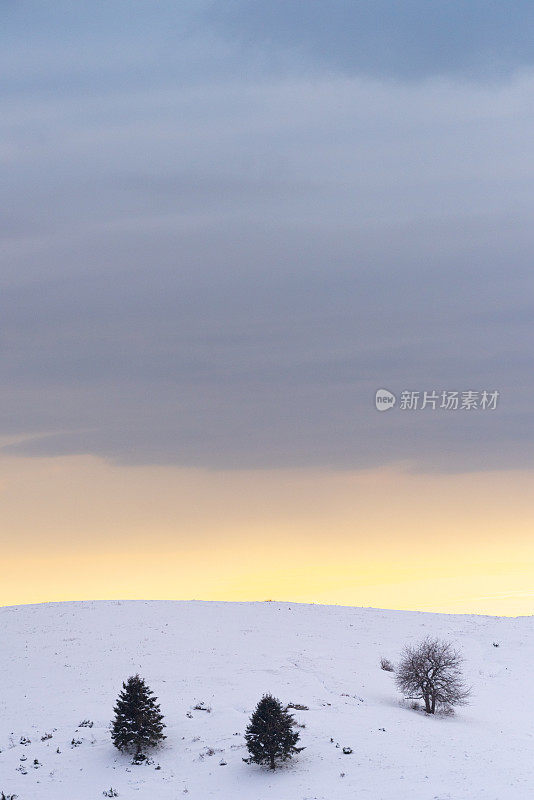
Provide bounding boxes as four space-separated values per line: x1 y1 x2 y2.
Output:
0 600 532 799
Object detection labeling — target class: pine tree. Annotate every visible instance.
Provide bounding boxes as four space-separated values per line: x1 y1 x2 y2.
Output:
111 674 166 757
244 694 304 770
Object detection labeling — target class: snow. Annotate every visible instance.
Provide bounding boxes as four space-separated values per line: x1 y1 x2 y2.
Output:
0 600 532 799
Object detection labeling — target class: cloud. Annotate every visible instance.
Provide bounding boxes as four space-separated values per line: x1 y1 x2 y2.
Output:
209 0 534 80
1 5 533 472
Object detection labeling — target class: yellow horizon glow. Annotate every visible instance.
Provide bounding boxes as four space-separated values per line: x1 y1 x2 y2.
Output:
1 452 533 615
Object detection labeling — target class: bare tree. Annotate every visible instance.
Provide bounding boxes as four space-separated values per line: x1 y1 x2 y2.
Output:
395 637 470 714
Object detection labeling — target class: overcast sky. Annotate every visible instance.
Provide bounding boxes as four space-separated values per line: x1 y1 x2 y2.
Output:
2 0 534 473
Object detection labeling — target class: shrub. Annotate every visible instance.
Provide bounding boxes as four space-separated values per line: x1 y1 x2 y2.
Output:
192 702 211 712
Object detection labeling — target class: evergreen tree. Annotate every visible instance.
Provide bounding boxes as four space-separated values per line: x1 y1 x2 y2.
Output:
244 694 304 770
111 674 166 756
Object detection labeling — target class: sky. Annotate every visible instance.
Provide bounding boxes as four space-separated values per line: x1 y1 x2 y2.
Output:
1 1 533 613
